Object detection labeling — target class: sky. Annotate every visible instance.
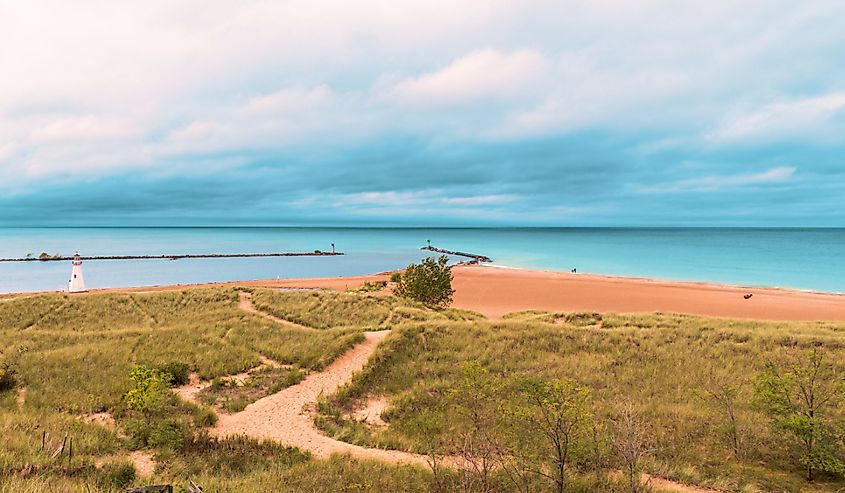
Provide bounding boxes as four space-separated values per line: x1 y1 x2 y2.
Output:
1 0 844 227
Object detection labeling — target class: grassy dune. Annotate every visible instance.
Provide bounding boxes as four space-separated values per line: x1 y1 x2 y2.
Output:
2 287 844 491
317 312 845 492
0 287 461 491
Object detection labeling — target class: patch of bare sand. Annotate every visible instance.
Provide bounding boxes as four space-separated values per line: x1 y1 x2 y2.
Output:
174 372 209 403
643 473 723 493
129 450 155 478
351 396 390 427
16 387 26 409
82 412 116 429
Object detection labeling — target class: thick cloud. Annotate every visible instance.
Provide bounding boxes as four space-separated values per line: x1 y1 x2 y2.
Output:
1 1 844 225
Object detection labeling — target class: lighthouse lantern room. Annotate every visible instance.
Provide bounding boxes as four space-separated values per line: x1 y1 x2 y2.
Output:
68 252 87 293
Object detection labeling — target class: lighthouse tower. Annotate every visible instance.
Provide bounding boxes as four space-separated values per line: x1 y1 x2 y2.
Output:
68 252 86 293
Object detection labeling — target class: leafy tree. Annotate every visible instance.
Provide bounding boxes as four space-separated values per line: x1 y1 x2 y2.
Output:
510 378 593 493
394 255 455 307
755 347 845 481
125 366 171 424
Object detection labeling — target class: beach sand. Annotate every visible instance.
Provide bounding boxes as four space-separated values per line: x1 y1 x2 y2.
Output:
4 264 845 322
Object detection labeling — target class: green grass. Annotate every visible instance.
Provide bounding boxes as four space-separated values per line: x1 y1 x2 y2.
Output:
317 312 845 492
199 366 306 413
249 289 484 330
3 287 845 491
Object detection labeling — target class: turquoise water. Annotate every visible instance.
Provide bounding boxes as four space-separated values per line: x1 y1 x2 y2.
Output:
0 227 843 294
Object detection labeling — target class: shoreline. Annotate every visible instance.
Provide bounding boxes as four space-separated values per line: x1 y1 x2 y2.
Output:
478 262 845 297
3 264 845 322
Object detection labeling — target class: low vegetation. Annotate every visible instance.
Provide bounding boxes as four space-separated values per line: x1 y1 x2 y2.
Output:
3 284 845 491
318 313 845 492
199 366 305 413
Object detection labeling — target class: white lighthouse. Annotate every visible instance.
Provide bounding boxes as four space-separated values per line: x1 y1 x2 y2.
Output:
68 252 87 293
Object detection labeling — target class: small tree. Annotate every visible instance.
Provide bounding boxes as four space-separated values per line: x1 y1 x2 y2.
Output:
448 362 504 493
610 401 653 493
510 377 593 493
394 255 455 307
694 371 745 458
125 366 171 425
755 347 845 481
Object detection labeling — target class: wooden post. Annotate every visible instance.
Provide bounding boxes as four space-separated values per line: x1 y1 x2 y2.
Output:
68 436 73 467
41 431 47 452
51 432 67 460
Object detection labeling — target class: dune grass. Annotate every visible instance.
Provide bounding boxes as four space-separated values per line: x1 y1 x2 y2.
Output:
249 288 484 330
0 286 473 492
3 286 845 491
317 312 845 492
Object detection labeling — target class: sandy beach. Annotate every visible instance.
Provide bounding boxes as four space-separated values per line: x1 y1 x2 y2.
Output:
7 264 845 322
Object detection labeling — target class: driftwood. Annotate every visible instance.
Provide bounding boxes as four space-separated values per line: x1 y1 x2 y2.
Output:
188 479 204 493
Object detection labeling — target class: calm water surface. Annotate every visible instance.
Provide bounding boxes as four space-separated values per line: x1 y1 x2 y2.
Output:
0 227 843 294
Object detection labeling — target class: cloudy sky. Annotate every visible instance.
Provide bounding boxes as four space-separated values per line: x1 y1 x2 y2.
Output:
1 0 844 226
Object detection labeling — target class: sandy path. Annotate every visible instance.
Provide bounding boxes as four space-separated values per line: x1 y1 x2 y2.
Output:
238 291 317 330
208 330 427 466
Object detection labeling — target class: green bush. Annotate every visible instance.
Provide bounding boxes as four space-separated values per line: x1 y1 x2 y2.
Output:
389 272 402 283
97 461 136 488
0 363 16 392
158 362 191 386
125 416 193 450
191 404 218 428
394 256 455 307
148 418 192 450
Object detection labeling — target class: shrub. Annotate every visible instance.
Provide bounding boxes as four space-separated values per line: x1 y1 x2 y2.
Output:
192 404 219 428
97 461 136 488
353 281 387 293
0 363 16 392
158 362 191 386
394 256 455 307
125 366 171 425
148 418 192 449
389 272 402 283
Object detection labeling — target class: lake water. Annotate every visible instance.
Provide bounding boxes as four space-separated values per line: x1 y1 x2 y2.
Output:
0 227 843 294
